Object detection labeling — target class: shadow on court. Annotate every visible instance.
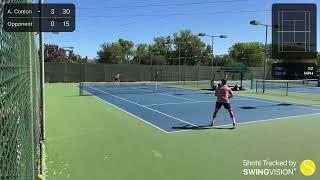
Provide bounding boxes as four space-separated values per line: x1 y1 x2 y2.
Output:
239 103 294 110
172 124 235 130
213 127 235 130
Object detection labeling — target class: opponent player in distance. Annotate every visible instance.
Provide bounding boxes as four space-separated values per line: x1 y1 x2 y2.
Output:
210 79 237 128
113 73 123 82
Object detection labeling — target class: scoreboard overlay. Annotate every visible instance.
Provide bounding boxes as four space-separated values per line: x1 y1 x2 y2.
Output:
3 3 75 32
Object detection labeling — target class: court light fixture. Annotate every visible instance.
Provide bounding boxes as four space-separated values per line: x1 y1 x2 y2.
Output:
250 20 261 25
198 32 228 80
250 19 271 93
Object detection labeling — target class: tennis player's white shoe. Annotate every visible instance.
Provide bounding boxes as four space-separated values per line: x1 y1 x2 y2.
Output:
233 123 237 128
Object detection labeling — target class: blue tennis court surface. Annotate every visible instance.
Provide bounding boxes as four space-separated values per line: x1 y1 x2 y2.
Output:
254 80 320 95
271 86 320 94
82 84 320 133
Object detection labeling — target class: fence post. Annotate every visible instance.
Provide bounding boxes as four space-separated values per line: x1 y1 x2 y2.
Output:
198 61 200 82
104 64 107 82
84 64 87 82
64 63 68 82
251 78 253 90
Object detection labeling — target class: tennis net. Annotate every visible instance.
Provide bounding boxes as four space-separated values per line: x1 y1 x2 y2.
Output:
256 79 320 91
79 80 212 96
255 79 320 102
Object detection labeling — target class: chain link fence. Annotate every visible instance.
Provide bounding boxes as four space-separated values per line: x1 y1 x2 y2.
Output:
45 63 266 83
0 1 42 178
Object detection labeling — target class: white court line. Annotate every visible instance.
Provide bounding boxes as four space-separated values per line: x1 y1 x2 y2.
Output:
80 85 320 134
236 96 320 111
168 112 320 134
157 92 198 102
144 100 214 107
87 86 197 127
145 96 320 111
129 86 198 102
81 88 169 133
143 96 279 107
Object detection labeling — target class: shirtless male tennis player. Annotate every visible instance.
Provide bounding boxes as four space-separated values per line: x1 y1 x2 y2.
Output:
210 79 237 128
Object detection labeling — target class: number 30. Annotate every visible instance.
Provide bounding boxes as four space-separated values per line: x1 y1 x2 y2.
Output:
62 9 71 15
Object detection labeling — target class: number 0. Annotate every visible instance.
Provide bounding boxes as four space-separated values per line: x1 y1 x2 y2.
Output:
50 21 55 27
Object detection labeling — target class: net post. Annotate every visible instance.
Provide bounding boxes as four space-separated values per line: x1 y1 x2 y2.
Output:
104 65 107 82
79 82 82 96
286 82 289 96
262 79 265 93
250 78 253 89
256 80 258 93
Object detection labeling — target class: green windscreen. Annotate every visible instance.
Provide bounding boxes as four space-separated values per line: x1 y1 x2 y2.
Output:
0 1 42 179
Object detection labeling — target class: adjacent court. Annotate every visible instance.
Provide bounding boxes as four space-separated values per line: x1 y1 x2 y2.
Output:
81 82 320 133
255 79 320 95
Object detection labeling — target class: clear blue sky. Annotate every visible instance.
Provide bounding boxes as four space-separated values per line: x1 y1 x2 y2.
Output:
40 0 319 59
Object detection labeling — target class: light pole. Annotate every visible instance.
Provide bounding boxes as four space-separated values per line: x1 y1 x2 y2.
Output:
198 33 227 80
175 41 190 81
163 42 172 65
250 20 271 93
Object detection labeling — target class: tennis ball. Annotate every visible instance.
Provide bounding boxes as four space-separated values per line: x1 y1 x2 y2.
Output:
37 174 44 180
300 160 316 176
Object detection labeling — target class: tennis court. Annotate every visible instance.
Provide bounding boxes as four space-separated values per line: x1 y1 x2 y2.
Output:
80 81 320 133
44 82 320 180
256 79 320 95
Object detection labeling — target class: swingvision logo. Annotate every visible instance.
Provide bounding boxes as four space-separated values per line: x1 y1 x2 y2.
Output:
242 159 318 176
299 160 317 176
242 159 297 176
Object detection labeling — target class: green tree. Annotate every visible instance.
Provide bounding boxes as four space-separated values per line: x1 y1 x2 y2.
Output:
97 39 134 64
152 55 166 65
150 36 171 56
43 44 68 63
97 43 121 63
144 36 172 65
68 50 88 63
215 54 233 66
118 39 134 63
133 44 149 64
172 30 210 65
229 42 264 67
